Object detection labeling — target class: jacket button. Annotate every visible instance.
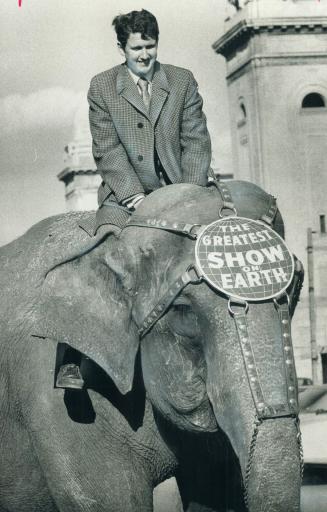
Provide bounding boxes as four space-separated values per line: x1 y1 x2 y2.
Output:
138 155 143 162
137 122 144 128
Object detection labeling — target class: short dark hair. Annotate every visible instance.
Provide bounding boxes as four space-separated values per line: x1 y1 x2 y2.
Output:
112 9 159 49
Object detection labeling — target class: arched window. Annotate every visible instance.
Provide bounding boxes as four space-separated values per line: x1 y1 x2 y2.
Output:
237 102 247 128
302 93 325 109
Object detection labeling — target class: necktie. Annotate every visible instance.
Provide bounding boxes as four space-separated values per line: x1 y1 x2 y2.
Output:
138 77 151 111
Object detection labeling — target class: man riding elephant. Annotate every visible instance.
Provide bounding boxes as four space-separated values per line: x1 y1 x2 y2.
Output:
56 8 213 389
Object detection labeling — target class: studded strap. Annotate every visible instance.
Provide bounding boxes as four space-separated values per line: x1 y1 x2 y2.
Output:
209 180 236 214
125 216 203 240
234 312 266 418
275 300 299 415
138 265 203 339
233 308 298 420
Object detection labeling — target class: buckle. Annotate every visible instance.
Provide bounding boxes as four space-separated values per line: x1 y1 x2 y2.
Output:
182 224 203 240
186 264 203 284
273 292 290 311
228 297 249 316
219 206 238 218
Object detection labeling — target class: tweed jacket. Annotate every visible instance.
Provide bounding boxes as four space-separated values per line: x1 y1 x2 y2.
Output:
88 61 212 208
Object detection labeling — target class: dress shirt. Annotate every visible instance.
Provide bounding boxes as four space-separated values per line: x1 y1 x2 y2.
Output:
127 68 153 96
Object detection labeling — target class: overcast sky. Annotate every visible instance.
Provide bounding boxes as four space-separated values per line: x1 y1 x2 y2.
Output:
0 0 234 246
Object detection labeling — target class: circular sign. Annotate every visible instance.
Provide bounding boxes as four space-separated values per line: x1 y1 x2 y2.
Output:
195 217 294 301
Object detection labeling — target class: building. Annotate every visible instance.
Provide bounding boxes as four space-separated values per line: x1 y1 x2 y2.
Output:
58 102 100 211
213 0 327 381
312 233 327 382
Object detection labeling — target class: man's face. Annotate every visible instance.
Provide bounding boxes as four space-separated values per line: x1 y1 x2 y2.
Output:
120 32 158 78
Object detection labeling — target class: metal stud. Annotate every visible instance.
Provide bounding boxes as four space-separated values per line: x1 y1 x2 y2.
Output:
283 333 290 338
242 337 248 343
284 346 291 352
282 319 288 324
289 398 296 405
286 359 292 365
251 377 257 382
288 386 295 392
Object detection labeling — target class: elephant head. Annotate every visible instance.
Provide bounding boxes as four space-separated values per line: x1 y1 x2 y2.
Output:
37 181 303 512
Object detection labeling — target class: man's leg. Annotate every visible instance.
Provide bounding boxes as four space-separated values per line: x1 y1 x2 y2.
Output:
56 345 84 390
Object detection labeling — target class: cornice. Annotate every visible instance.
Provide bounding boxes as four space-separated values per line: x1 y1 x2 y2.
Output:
213 17 327 57
58 167 98 184
226 52 327 83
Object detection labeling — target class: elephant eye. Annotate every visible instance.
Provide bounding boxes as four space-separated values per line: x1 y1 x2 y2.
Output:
167 298 199 338
171 294 191 308
171 302 191 315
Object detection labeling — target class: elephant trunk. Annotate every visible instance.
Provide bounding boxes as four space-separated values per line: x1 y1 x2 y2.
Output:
242 417 302 512
202 298 302 510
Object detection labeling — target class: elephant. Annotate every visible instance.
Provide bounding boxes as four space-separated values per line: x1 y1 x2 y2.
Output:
0 180 304 512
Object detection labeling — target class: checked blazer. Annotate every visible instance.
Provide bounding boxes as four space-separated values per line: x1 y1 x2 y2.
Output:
88 61 212 208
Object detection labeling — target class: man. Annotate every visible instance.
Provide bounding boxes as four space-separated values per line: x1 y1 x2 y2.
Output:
56 9 212 389
89 8 212 233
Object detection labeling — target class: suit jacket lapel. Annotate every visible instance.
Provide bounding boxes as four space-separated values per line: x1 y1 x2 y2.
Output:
116 63 170 124
150 63 170 126
116 64 150 120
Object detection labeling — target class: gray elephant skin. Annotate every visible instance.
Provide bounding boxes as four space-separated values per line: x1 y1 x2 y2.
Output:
0 182 302 512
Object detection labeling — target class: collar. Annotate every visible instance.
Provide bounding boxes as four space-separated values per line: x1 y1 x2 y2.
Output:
117 62 170 95
127 67 153 85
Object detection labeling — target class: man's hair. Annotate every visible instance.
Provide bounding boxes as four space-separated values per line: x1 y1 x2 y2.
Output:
112 9 159 49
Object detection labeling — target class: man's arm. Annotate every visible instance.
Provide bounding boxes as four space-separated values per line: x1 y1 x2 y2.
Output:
88 76 145 204
179 72 212 186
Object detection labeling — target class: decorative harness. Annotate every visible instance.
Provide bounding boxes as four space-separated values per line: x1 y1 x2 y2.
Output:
124 182 299 418
123 182 303 504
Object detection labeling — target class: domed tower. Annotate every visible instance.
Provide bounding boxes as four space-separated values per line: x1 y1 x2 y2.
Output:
58 100 101 211
214 0 327 381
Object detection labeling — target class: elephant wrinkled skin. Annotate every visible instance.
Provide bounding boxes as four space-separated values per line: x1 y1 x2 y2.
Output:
0 182 302 512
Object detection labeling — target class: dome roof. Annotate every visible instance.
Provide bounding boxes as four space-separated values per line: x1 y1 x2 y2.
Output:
63 98 94 169
73 100 91 143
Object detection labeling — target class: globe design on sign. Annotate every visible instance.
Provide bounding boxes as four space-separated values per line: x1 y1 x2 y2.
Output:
195 217 294 301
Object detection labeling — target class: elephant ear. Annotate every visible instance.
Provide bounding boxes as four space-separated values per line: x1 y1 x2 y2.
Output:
33 237 139 395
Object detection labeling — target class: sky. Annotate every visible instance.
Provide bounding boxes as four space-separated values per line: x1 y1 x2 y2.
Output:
0 0 234 246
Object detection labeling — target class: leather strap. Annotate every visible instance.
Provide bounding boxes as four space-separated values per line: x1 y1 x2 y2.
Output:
139 265 203 339
125 216 203 240
232 304 298 420
210 180 278 225
260 194 278 226
233 311 267 418
274 299 299 415
209 180 237 214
